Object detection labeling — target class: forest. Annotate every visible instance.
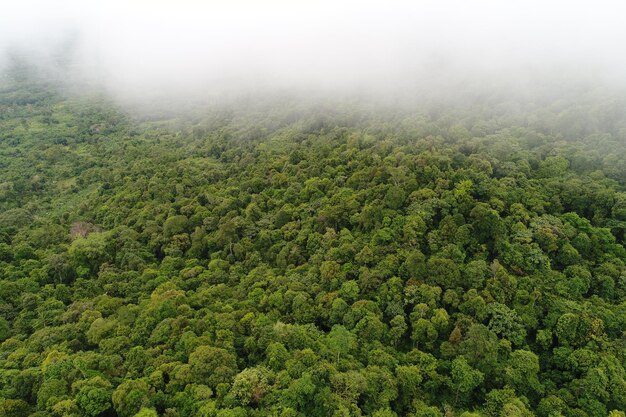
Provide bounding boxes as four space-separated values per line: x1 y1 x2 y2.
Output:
1 59 626 417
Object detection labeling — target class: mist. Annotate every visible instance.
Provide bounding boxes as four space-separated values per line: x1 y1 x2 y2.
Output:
2 0 626 105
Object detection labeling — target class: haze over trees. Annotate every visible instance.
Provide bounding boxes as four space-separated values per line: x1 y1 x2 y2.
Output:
1 55 626 417
2 1 626 417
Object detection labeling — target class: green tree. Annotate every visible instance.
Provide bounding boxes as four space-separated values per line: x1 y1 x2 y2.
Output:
112 379 151 417
504 350 543 398
450 356 484 406
189 346 238 388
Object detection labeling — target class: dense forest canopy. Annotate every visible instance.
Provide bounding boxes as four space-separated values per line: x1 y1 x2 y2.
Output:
1 57 626 417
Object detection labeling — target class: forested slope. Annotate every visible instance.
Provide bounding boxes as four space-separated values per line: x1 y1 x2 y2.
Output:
2 63 626 417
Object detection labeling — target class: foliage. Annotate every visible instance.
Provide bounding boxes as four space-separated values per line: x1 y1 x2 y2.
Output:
2 60 626 416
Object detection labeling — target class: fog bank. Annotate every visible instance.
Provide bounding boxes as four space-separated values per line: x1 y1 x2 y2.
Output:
2 1 626 102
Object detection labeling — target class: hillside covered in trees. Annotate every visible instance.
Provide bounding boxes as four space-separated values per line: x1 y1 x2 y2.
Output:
2 62 626 417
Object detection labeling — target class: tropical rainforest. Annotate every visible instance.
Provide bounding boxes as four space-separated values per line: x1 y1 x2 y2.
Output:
1 59 626 417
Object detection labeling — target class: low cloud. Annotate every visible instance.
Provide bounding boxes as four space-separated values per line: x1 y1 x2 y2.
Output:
2 0 626 102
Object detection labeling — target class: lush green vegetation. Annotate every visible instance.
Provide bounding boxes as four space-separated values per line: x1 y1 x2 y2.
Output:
2 62 626 417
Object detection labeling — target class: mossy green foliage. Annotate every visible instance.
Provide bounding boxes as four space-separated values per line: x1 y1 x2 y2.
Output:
1 63 626 417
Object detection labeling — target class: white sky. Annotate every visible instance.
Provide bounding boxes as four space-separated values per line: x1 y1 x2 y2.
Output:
2 0 626 97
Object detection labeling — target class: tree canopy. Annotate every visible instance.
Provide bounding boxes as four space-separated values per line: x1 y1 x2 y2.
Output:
1 60 626 417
